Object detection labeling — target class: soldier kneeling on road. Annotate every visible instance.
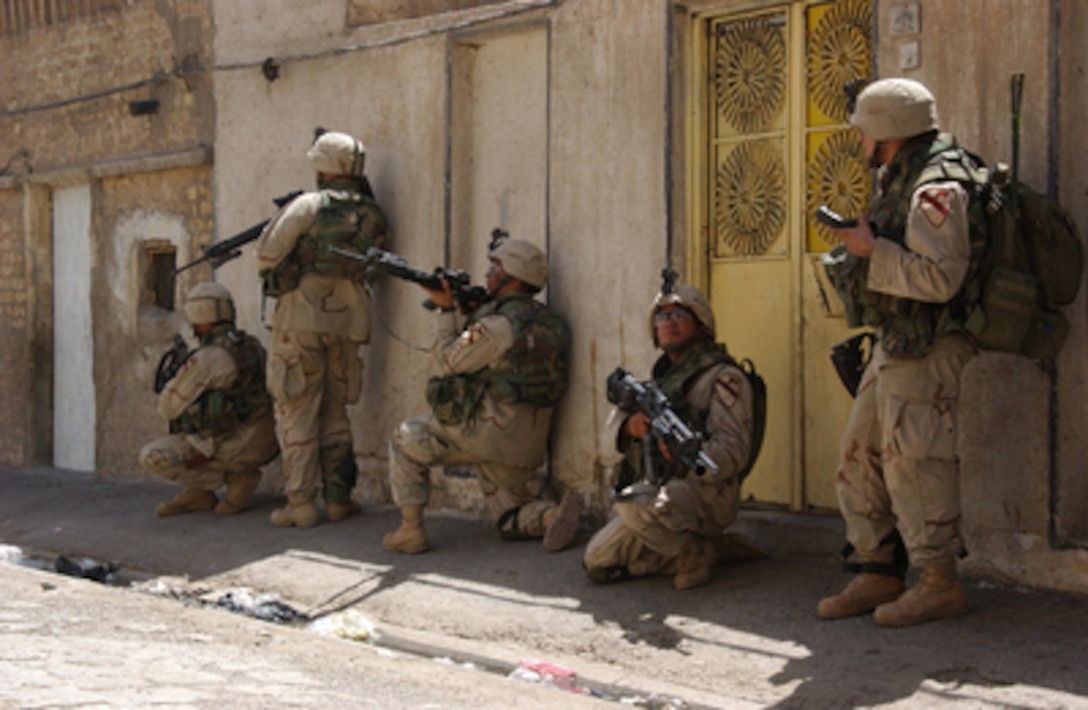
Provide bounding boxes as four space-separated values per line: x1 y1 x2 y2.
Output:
383 238 581 555
584 279 765 590
139 282 279 516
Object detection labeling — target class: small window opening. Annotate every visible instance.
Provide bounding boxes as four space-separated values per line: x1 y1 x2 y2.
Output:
146 246 176 311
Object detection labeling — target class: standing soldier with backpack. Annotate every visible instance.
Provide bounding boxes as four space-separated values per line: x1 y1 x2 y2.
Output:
821 78 981 626
256 130 389 527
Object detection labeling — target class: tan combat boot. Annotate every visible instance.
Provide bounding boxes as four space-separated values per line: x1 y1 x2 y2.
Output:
817 573 904 619
155 487 217 517
541 489 583 552
873 562 968 627
818 546 906 619
326 500 362 522
215 471 261 515
673 537 717 590
382 504 430 554
269 495 320 528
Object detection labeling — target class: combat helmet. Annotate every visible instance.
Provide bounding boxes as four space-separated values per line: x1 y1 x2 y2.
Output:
490 238 548 290
184 282 235 326
650 281 716 346
307 130 366 177
850 78 938 141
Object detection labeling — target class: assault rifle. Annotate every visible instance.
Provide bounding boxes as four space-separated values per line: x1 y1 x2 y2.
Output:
175 190 303 275
328 246 491 312
606 367 718 491
154 334 190 394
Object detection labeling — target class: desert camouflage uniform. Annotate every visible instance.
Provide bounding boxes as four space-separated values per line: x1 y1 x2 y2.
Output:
140 328 278 488
390 294 567 537
257 184 387 506
584 341 754 578
835 143 976 568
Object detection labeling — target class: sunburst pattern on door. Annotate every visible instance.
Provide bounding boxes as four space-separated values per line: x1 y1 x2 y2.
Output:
805 0 872 251
806 129 868 247
714 15 786 135
711 11 787 259
806 0 872 123
715 140 786 257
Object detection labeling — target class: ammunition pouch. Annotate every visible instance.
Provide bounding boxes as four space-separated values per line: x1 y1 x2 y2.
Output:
425 374 487 427
260 260 302 299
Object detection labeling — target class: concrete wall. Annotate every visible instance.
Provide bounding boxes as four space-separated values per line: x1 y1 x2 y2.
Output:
212 0 670 510
210 0 1088 591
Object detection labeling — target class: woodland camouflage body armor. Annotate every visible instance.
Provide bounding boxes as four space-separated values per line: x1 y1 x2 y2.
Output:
426 293 569 426
263 177 387 296
618 338 735 488
831 139 986 357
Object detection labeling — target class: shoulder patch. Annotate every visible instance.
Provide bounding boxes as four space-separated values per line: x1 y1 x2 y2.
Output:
461 321 490 346
918 186 953 229
714 371 743 408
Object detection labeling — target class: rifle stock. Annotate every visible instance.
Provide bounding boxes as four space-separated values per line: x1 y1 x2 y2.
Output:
174 190 303 275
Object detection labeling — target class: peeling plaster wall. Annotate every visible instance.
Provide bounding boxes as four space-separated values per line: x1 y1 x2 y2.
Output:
95 166 214 478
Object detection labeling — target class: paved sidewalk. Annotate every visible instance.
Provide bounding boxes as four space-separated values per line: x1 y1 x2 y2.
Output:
2 466 1087 708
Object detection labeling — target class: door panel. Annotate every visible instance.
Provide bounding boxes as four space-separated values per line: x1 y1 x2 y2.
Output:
53 184 96 472
698 0 871 510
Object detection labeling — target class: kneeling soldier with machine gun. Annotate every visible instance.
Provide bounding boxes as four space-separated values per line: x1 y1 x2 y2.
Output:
584 272 766 591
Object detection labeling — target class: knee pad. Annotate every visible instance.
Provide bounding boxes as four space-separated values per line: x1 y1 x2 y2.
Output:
394 418 447 465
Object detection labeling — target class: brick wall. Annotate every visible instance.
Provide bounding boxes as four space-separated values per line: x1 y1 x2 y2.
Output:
0 190 28 465
0 0 213 470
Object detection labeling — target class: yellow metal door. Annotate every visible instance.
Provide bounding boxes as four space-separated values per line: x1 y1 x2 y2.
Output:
692 0 872 510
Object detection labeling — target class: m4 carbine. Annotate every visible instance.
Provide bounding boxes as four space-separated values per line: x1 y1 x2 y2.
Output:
328 246 491 312
175 190 303 275
606 367 718 488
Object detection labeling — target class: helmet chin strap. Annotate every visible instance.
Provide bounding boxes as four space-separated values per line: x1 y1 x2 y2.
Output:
869 142 885 169
489 274 513 297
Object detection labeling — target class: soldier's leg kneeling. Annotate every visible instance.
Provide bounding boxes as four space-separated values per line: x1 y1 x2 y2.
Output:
584 517 636 583
139 437 187 482
389 417 455 508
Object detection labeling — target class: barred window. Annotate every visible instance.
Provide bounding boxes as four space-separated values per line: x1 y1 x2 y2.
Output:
1 0 125 37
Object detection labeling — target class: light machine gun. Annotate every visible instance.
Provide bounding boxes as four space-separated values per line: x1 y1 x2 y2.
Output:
606 367 718 492
328 246 492 313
